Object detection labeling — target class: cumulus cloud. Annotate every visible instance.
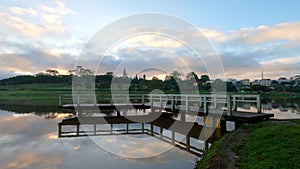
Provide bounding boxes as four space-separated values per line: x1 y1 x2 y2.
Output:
0 1 299 81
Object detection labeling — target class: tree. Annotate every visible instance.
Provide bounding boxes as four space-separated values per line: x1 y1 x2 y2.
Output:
200 75 210 84
46 69 59 76
171 71 183 80
185 71 199 81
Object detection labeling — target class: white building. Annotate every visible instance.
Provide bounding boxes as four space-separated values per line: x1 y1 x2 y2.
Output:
261 79 271 86
241 79 250 86
278 77 290 84
226 78 237 85
252 79 261 85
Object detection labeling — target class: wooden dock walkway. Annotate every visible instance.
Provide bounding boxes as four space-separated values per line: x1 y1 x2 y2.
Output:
58 93 274 123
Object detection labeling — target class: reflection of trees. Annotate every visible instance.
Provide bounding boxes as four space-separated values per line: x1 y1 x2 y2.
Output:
262 98 300 112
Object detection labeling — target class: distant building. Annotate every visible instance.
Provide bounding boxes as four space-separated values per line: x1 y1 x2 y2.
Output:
261 79 271 86
278 77 290 84
252 79 261 85
122 68 128 78
106 72 113 76
241 79 250 86
226 78 237 85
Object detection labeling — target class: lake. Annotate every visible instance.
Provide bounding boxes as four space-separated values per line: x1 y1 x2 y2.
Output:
0 98 299 169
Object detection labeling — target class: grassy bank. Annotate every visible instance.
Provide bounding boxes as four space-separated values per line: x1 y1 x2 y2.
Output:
196 119 300 169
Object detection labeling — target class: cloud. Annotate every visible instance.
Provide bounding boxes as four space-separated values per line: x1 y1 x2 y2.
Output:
0 1 299 82
9 7 37 15
229 22 300 44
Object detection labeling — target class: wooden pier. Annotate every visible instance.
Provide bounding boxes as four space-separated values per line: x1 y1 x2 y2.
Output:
58 94 273 123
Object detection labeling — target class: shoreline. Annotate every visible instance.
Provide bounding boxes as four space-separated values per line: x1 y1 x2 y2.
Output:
195 119 300 169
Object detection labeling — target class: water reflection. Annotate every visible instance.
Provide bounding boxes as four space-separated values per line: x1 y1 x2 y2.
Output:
58 109 223 157
0 109 198 169
234 98 300 119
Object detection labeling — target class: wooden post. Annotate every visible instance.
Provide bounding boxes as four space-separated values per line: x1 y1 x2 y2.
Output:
150 95 153 107
186 136 190 150
227 94 232 116
204 141 209 151
171 95 175 111
174 96 177 109
142 123 144 134
126 123 129 134
172 130 175 144
204 96 207 113
58 95 62 106
160 95 163 108
94 124 96 135
257 95 262 113
142 95 145 105
127 95 130 105
213 95 217 108
180 113 186 122
77 95 80 107
76 124 80 136
233 95 237 111
150 124 154 136
199 96 202 108
111 124 113 134
160 127 163 139
58 124 62 137
185 96 189 112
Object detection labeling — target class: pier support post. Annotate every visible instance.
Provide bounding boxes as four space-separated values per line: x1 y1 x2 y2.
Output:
142 123 144 134
76 95 80 107
186 136 190 150
127 95 130 105
172 130 175 144
171 95 175 111
213 96 217 108
150 124 154 136
94 124 96 135
180 113 186 122
257 95 262 113
185 96 189 112
160 127 163 139
111 124 113 134
204 141 209 151
58 124 62 137
150 95 153 107
203 96 207 114
232 95 237 111
58 95 62 106
160 96 163 108
76 124 80 136
142 95 145 105
227 95 232 116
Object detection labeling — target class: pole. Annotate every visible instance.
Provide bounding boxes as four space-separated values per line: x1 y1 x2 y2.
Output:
227 94 232 116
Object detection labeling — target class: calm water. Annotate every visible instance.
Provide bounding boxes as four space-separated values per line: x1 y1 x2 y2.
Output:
0 98 299 169
0 109 199 169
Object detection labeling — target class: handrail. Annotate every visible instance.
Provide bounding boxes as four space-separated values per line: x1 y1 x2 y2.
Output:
58 93 262 114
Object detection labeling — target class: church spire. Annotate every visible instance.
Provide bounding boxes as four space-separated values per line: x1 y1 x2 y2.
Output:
122 67 128 78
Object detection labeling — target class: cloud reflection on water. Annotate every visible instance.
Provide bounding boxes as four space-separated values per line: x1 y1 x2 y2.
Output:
0 109 196 169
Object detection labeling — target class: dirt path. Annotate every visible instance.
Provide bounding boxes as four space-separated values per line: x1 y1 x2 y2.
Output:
207 128 249 169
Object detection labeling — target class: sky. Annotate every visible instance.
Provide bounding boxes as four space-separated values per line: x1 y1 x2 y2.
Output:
0 0 300 80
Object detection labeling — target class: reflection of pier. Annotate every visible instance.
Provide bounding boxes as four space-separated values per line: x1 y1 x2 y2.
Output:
58 114 223 156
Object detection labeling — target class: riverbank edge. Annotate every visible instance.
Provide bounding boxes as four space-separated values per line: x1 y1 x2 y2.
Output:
195 119 300 169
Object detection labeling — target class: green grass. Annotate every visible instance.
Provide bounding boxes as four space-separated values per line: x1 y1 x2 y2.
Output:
195 133 229 169
237 121 300 169
0 84 71 106
195 120 300 169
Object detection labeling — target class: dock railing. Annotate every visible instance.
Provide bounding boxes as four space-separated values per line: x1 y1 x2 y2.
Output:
59 93 262 114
